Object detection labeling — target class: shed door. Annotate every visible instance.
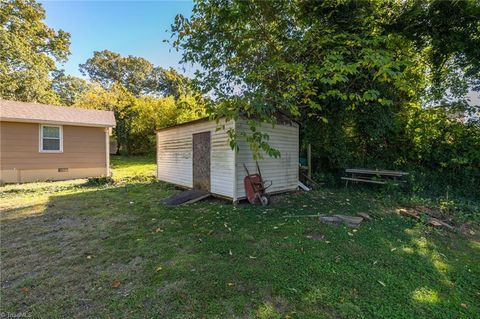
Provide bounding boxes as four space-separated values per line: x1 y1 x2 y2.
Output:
192 131 211 191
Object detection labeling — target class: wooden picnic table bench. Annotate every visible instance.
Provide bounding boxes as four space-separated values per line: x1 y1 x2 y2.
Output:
341 168 408 186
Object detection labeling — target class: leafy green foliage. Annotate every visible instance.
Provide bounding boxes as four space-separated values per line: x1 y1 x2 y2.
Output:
130 95 206 154
51 70 90 106
79 50 155 96
76 50 207 154
171 0 425 158
150 67 195 99
0 0 70 103
403 108 480 198
406 108 480 170
172 1 422 120
79 50 194 98
389 0 480 98
84 176 114 187
74 83 206 155
74 83 137 154
172 0 480 197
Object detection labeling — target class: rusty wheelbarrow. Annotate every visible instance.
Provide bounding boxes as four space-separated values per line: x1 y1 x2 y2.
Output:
243 162 272 206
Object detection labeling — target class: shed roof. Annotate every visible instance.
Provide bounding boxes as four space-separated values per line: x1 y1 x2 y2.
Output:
0 100 116 127
156 113 298 133
156 117 211 132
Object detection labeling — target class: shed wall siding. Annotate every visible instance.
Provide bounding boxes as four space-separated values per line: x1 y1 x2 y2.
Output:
156 119 235 198
235 120 299 200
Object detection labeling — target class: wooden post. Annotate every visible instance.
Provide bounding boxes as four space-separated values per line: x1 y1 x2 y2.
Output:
307 143 312 179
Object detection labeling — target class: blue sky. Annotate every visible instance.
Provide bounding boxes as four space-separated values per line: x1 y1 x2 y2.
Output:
40 1 195 78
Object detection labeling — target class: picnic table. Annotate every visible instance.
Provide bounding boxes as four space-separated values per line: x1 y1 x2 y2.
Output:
341 168 408 186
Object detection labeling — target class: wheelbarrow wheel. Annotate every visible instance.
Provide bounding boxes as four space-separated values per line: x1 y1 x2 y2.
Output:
260 195 269 206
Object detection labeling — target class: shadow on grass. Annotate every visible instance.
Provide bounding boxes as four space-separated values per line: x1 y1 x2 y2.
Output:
1 185 478 319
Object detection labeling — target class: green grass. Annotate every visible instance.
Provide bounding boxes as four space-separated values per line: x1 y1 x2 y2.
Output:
1 156 479 318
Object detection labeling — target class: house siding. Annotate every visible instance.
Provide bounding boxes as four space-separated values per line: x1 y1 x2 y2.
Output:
234 119 299 200
0 121 108 183
156 119 235 198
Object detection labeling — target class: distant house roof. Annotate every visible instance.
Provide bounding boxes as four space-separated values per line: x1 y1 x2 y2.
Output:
0 100 116 127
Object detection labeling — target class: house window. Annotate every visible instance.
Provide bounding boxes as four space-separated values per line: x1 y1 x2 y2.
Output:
40 125 63 152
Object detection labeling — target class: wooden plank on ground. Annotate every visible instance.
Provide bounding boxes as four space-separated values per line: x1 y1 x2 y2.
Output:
181 193 211 205
298 181 311 191
164 189 210 205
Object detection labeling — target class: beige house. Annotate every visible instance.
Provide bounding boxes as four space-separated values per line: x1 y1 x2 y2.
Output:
0 100 116 183
156 117 299 202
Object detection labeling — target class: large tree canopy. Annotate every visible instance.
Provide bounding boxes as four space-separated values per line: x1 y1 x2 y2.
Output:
0 0 70 103
79 50 154 96
77 50 207 154
172 0 426 156
74 83 206 155
172 0 480 193
51 70 90 106
172 0 479 120
79 50 193 98
389 0 480 99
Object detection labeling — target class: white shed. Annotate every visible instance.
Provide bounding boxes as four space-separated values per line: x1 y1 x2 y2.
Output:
156 117 299 202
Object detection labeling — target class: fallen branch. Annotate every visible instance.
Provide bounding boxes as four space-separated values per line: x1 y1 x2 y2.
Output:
396 208 455 231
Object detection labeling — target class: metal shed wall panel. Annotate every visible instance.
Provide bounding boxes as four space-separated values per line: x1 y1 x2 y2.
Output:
156 119 235 198
234 119 299 200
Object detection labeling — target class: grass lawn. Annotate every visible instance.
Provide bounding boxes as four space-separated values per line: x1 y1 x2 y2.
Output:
1 156 479 319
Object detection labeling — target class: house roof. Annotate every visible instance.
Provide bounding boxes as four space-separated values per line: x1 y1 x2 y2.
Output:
0 100 116 127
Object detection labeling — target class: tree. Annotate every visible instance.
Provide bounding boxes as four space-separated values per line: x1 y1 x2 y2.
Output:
74 84 137 154
51 70 90 106
171 0 480 194
74 83 207 155
130 95 206 153
79 50 154 96
77 50 207 154
147 67 195 99
0 0 70 104
171 0 425 161
79 50 193 98
390 0 480 95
